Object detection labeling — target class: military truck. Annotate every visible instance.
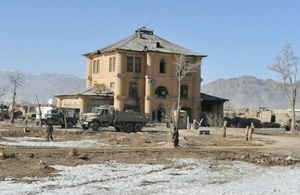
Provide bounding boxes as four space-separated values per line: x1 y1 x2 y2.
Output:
44 108 80 128
79 105 150 132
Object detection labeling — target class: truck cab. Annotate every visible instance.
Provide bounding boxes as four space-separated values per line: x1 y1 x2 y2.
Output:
80 105 115 130
91 106 115 126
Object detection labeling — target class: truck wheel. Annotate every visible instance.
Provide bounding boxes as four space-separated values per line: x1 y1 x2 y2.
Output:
125 123 133 133
81 125 89 130
134 123 142 132
91 122 100 131
67 122 73 129
115 127 120 132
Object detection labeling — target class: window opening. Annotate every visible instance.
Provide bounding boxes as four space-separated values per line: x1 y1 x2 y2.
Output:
159 58 166 74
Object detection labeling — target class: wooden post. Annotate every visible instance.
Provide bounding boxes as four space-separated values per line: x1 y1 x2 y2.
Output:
222 121 228 137
0 147 5 159
23 127 29 133
245 126 249 141
248 122 255 141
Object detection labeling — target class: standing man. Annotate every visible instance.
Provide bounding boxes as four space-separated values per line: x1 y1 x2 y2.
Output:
172 125 179 148
46 123 54 141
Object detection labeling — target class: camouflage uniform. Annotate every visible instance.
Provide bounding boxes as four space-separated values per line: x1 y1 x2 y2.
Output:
46 123 54 141
172 126 179 147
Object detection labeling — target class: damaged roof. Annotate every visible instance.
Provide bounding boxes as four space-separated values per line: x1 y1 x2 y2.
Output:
55 84 113 97
83 27 207 57
201 93 228 102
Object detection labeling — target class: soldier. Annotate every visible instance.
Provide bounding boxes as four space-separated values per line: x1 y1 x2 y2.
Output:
172 125 179 148
46 123 54 141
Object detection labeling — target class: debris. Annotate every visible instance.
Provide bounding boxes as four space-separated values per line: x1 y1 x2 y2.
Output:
23 126 29 133
68 147 79 157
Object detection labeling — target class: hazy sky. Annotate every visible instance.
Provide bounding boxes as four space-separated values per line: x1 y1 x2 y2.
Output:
0 0 299 84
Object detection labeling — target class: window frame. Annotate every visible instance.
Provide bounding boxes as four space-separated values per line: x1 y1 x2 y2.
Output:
126 56 142 73
155 86 168 98
180 85 188 98
129 82 138 98
126 57 134 72
159 58 166 74
93 59 100 74
135 57 142 73
109 57 116 72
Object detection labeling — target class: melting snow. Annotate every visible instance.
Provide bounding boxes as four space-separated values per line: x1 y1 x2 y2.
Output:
0 159 300 194
1 129 300 194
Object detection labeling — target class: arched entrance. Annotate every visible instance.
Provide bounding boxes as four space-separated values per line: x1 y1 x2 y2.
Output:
181 107 192 123
152 104 167 123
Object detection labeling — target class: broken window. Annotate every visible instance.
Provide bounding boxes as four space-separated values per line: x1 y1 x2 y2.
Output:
135 57 141 73
159 58 166 74
155 86 168 98
127 57 133 72
180 85 188 98
127 57 142 73
129 82 138 97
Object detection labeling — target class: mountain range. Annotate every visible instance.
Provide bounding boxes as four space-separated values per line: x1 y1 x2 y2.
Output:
0 69 85 104
201 75 292 109
0 69 295 109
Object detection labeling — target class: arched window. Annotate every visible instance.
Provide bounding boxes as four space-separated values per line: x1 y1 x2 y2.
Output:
155 86 168 98
159 58 166 74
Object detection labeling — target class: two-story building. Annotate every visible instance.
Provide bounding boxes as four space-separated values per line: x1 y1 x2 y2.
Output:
56 27 207 122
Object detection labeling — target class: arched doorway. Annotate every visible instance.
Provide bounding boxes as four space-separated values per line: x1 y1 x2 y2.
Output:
181 107 192 123
152 104 167 123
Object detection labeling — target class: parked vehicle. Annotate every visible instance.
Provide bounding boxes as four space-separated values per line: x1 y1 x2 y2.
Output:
35 106 53 126
0 104 9 120
44 108 80 128
79 105 150 132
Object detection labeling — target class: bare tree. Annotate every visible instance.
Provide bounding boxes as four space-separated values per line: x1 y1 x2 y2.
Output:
7 71 24 124
204 113 223 127
173 54 201 126
269 44 299 133
0 87 6 98
170 54 201 147
160 102 177 129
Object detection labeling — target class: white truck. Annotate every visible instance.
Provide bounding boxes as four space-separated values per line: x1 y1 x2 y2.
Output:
35 106 53 125
79 105 150 132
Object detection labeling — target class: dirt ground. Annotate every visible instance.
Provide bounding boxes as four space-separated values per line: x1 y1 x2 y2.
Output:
1 120 300 181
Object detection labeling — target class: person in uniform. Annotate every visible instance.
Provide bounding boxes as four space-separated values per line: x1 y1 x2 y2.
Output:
46 123 54 141
172 125 179 147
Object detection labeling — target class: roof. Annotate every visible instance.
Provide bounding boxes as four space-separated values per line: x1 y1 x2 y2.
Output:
201 93 228 102
55 84 113 97
83 27 207 57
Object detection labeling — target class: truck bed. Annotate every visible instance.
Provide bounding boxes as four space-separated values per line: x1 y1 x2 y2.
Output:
115 111 149 123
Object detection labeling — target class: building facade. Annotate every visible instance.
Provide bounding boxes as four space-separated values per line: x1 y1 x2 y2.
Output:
57 27 207 122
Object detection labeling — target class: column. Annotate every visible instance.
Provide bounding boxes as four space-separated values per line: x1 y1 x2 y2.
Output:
78 97 85 114
114 53 124 111
144 52 153 120
86 57 93 88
